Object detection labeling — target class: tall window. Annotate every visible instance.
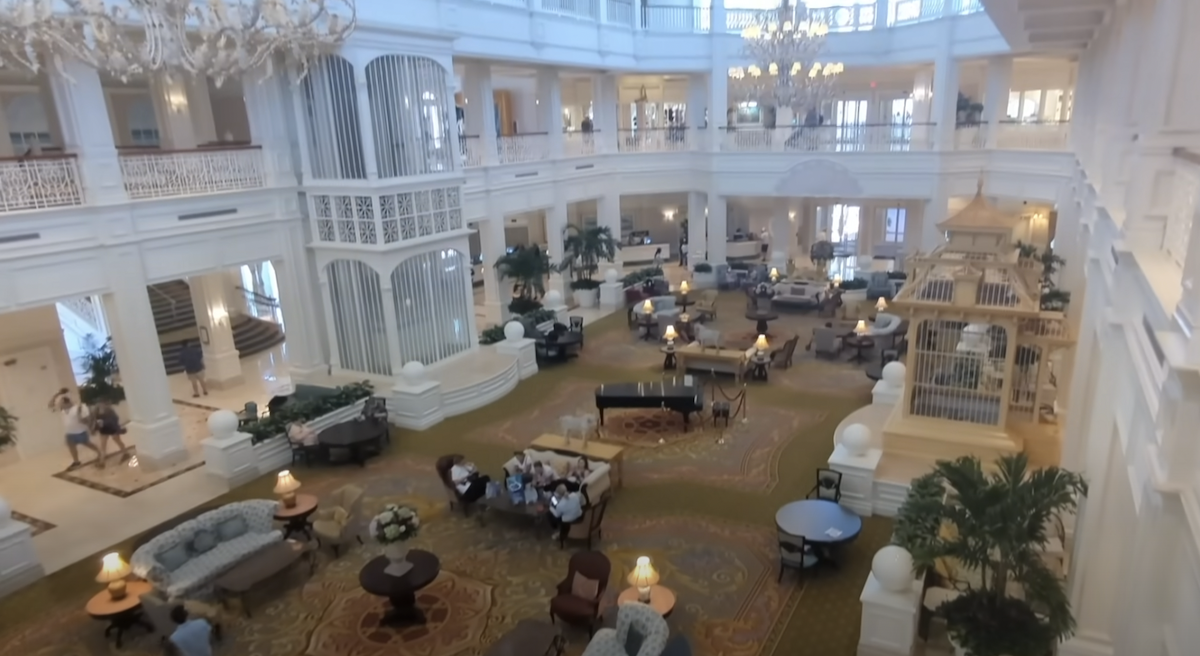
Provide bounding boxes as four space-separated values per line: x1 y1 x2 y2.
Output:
889 98 914 150
885 207 907 242
835 100 869 151
830 204 860 255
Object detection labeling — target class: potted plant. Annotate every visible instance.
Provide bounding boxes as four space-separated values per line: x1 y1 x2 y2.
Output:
1016 242 1071 312
493 246 551 316
370 504 421 576
956 93 984 125
557 225 618 308
895 454 1087 656
77 335 125 406
0 406 17 451
692 261 717 289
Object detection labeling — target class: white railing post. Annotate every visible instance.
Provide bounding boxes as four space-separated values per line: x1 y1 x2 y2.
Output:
537 69 565 159
875 0 889 28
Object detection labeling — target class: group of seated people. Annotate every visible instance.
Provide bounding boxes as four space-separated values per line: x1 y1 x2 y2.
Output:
447 452 595 539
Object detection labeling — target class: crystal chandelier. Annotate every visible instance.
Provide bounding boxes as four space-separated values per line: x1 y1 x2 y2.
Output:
0 0 356 85
727 1 844 113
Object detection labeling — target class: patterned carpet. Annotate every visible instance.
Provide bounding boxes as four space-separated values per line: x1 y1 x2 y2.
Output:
0 294 893 656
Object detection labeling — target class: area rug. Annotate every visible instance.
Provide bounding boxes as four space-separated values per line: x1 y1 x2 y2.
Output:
10 511 55 536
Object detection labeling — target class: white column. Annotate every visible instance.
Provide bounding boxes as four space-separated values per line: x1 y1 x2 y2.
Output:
687 191 708 266
243 67 298 187
598 192 623 270
1178 202 1200 352
873 0 888 29
707 196 728 264
982 56 1012 148
150 75 199 150
0 104 12 157
546 199 571 298
920 181 949 252
316 268 342 372
592 74 619 154
185 77 218 145
271 252 325 382
931 56 959 151
288 66 315 183
686 74 707 149
354 70 380 179
188 272 244 389
101 250 186 469
478 216 511 326
463 63 499 165
769 202 793 272
48 60 126 204
711 0 726 37
537 69 565 159
709 51 728 151
378 278 405 374
910 67 933 149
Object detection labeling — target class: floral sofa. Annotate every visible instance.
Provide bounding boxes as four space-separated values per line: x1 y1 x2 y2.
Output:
131 499 282 599
503 449 612 504
583 601 670 656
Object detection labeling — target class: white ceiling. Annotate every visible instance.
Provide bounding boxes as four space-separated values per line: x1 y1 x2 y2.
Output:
982 0 1114 52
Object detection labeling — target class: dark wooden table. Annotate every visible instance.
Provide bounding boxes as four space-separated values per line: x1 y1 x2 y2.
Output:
775 499 863 567
359 550 441 626
485 619 565 656
318 418 387 467
844 335 875 364
215 539 313 616
744 309 779 336
273 494 318 540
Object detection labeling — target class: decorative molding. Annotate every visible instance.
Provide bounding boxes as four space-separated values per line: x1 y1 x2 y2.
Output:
774 159 864 197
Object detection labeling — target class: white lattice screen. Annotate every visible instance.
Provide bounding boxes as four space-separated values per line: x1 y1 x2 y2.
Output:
1167 167 1199 267
365 55 456 178
325 259 392 376
302 56 367 180
908 319 1008 426
313 186 463 246
390 250 473 364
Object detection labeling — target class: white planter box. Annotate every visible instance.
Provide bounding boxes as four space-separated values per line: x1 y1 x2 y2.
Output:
573 288 599 307
252 397 368 475
692 271 718 289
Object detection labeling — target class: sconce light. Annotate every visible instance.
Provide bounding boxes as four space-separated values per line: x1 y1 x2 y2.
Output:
788 210 796 221
663 209 676 222
166 89 188 113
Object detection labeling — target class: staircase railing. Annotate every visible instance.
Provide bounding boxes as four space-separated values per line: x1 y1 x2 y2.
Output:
147 283 188 324
236 285 280 316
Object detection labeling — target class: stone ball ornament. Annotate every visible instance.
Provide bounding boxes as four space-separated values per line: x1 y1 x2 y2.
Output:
207 409 239 438
604 268 620 283
871 545 915 593
882 361 906 386
503 321 526 342
840 423 871 456
545 289 563 307
401 361 426 382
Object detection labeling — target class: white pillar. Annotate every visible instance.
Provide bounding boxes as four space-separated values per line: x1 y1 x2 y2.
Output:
101 250 186 469
592 74 619 154
687 191 708 266
188 272 244 389
598 192 623 269
920 181 949 253
48 60 126 204
982 56 1012 148
463 63 499 165
0 103 12 157
271 253 325 382
478 216 511 326
354 69 380 180
537 69 564 159
546 199 571 298
288 66 315 183
769 202 793 272
378 278 405 375
243 67 298 187
150 75 199 150
686 74 707 148
931 56 959 151
707 196 728 264
708 58 728 152
185 77 218 145
910 67 933 149
317 268 342 372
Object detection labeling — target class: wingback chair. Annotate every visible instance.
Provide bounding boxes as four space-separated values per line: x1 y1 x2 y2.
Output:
436 454 473 516
312 484 365 557
582 600 670 656
807 327 843 358
562 497 609 549
550 550 612 636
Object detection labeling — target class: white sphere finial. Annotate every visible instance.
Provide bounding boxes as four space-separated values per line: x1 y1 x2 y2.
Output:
604 268 619 283
503 321 526 342
401 361 426 383
545 289 563 307
882 361 906 386
207 410 239 439
841 423 871 456
872 545 915 593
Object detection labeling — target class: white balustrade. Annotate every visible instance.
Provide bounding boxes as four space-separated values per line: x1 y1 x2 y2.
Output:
605 0 634 25
954 125 986 150
118 147 267 200
811 4 878 32
642 4 708 32
616 129 693 153
890 0 947 26
0 155 83 213
497 134 551 164
995 122 1071 151
564 131 598 157
720 125 932 153
541 0 598 20
461 136 485 168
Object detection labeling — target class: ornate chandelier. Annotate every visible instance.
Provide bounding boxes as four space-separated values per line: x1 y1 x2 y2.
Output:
727 0 844 113
0 0 356 85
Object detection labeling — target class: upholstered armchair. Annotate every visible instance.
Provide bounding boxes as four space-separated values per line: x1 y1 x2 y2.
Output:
435 454 473 516
312 484 364 557
582 601 670 656
550 550 612 636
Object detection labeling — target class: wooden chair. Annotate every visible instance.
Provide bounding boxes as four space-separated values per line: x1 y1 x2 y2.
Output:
777 529 819 582
806 468 843 503
435 454 474 516
693 290 718 320
769 335 800 370
561 497 609 550
550 551 611 636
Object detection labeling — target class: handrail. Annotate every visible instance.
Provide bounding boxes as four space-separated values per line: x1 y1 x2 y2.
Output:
117 144 263 156
147 283 187 321
718 122 939 130
236 285 280 309
0 152 77 163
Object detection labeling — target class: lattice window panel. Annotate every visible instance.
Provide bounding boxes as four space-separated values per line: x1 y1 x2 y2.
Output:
1167 168 1199 267
907 320 1008 427
386 185 465 242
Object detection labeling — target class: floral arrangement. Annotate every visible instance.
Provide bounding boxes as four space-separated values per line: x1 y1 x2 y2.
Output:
370 504 420 545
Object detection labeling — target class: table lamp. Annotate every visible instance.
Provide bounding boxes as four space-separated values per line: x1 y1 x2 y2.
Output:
875 297 888 312
96 552 131 601
832 275 842 287
754 334 769 354
680 280 689 295
663 324 678 347
769 267 780 282
627 556 660 603
642 299 654 315
274 470 301 508
854 320 868 336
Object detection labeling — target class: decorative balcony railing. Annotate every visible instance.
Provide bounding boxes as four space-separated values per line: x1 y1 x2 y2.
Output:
617 128 693 153
995 121 1071 150
498 133 551 164
118 146 267 200
564 131 599 157
540 0 598 20
0 154 83 213
721 124 935 153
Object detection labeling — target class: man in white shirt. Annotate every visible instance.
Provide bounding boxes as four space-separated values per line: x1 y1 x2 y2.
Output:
547 484 585 541
531 461 560 491
49 389 100 471
449 455 491 502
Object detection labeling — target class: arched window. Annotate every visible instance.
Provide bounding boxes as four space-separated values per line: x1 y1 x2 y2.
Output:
390 249 472 364
302 56 367 180
325 259 391 375
365 55 455 178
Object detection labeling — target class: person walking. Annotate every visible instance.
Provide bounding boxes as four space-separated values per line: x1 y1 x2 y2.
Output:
48 389 100 471
679 239 688 267
93 398 131 467
180 340 208 398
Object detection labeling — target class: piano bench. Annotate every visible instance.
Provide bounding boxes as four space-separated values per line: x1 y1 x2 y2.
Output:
712 402 730 427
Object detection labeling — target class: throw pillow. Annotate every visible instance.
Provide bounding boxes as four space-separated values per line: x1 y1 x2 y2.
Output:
332 507 349 525
570 571 600 600
625 625 646 655
191 529 218 554
216 516 248 541
155 542 191 571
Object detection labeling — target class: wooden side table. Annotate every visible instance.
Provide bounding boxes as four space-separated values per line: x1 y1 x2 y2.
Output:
617 584 677 618
86 580 154 648
274 493 319 540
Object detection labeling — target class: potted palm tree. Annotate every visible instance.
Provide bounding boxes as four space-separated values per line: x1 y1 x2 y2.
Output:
0 405 17 451
493 246 552 316
77 335 125 406
557 225 618 308
895 454 1086 656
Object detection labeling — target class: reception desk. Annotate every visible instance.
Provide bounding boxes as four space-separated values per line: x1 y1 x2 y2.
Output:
727 239 764 261
623 242 672 264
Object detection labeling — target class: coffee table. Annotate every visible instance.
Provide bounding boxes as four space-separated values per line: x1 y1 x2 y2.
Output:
485 618 565 656
215 539 314 616
359 550 441 626
477 491 547 528
617 584 677 617
319 418 387 466
274 493 319 540
86 580 154 648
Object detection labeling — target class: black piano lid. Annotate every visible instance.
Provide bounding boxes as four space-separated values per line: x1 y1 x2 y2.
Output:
595 378 701 398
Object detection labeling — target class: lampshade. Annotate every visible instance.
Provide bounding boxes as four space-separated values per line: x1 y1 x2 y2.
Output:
663 325 678 341
833 275 842 285
875 297 888 311
96 552 130 584
274 470 301 495
854 320 868 335
680 280 690 293
769 267 779 280
627 556 660 589
642 299 654 314
754 334 769 351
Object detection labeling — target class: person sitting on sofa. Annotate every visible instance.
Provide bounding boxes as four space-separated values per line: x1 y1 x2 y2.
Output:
547 484 584 541
509 450 535 476
450 455 491 503
563 457 591 492
531 460 560 492
286 421 318 447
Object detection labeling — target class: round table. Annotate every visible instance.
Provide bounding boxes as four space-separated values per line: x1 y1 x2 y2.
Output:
540 331 584 360
844 335 875 364
359 550 441 626
744 309 779 336
776 500 863 567
86 580 154 647
274 493 319 540
617 585 677 617
319 419 387 467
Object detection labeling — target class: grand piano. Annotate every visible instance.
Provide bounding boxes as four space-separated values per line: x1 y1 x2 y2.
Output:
594 377 704 430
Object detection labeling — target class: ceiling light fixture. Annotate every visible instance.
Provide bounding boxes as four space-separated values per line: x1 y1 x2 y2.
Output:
728 1 844 113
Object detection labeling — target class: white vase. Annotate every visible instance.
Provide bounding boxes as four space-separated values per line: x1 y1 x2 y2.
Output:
382 542 412 576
